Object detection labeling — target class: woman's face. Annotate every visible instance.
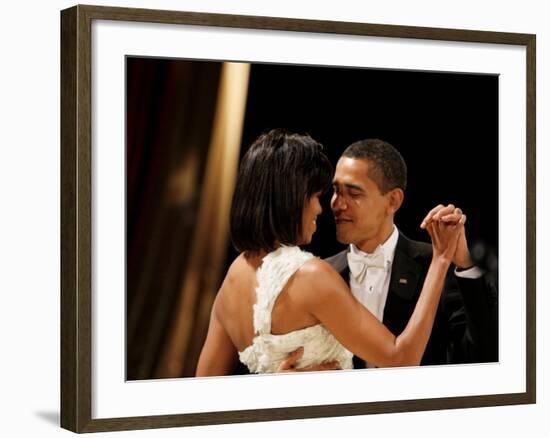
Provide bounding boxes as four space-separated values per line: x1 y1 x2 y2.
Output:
300 192 323 245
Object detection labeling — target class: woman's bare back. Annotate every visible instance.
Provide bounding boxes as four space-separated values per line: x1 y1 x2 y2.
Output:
215 251 319 352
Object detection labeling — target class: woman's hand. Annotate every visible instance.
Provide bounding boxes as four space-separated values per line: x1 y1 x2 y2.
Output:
421 204 473 268
425 214 466 264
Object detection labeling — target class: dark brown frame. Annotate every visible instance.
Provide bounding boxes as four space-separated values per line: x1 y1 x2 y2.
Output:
61 4 536 433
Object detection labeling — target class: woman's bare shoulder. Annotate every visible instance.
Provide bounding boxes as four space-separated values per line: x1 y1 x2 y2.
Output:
221 253 259 287
215 254 253 304
299 257 340 277
292 257 349 300
214 253 258 328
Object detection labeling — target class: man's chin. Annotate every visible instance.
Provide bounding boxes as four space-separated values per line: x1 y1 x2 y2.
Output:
335 231 352 245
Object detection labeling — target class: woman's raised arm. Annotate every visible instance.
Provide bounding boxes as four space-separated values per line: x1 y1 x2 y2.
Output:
297 220 462 367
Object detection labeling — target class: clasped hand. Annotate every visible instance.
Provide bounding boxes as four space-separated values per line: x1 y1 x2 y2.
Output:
420 203 473 269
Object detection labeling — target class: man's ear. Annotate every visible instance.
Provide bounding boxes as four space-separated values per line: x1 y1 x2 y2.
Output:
387 188 404 214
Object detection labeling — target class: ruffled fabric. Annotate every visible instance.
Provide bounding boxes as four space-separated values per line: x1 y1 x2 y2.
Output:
238 246 353 373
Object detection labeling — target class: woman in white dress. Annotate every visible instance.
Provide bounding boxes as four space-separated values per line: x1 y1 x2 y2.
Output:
196 129 464 375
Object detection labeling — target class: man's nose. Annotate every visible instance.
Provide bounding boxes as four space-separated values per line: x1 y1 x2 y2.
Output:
331 193 347 210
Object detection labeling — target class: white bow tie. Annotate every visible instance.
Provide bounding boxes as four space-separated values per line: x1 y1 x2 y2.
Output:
347 246 386 283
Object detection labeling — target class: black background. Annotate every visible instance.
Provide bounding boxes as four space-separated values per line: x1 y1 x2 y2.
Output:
231 63 498 262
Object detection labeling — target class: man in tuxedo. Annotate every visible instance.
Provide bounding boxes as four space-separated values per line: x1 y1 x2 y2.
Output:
282 138 497 370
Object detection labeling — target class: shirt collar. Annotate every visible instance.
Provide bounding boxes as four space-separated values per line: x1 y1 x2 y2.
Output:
349 225 399 266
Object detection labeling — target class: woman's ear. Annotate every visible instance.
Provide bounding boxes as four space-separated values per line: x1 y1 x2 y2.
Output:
387 188 404 215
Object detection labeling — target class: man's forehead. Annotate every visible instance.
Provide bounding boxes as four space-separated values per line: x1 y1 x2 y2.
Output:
334 157 372 182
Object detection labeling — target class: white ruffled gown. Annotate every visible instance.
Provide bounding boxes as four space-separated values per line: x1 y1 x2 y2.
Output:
238 246 353 373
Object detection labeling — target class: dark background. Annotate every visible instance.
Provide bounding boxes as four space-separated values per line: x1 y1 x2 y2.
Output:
229 63 498 263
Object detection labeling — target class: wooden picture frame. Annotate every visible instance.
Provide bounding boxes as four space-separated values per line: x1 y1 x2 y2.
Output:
61 4 536 433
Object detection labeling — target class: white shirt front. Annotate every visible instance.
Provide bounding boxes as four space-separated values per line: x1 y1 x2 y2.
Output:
348 226 399 323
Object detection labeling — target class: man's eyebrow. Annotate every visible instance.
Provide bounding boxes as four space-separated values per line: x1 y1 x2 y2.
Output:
332 182 365 192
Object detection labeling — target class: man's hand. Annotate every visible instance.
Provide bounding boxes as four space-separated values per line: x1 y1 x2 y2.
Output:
276 347 341 373
421 204 474 269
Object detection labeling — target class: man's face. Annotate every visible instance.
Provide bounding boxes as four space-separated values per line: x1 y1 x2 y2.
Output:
331 157 394 251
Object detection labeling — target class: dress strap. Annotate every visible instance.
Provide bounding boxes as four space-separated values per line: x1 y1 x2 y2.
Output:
253 246 314 335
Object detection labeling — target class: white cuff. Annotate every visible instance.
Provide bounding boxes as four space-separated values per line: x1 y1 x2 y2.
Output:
454 265 483 279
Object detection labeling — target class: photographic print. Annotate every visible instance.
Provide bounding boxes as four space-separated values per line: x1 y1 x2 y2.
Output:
125 57 499 380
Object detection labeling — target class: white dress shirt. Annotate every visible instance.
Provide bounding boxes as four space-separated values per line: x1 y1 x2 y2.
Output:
348 226 399 323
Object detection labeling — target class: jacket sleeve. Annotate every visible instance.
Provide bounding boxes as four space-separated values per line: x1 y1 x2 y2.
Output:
441 270 498 363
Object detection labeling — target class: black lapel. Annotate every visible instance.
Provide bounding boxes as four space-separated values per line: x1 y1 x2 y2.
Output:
382 233 427 336
340 265 350 285
324 249 350 285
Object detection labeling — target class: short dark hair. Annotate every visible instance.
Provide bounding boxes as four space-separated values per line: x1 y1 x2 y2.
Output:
342 139 407 193
230 129 333 252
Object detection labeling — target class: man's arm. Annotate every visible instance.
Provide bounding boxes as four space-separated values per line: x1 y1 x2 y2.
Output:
277 347 341 372
444 272 498 363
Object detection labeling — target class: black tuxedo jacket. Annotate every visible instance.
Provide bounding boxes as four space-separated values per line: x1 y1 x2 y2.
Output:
325 232 498 366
